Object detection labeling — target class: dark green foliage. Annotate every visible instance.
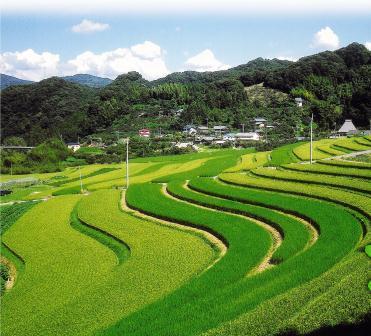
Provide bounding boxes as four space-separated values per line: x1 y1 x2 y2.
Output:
1 44 370 147
1 138 71 174
1 77 96 144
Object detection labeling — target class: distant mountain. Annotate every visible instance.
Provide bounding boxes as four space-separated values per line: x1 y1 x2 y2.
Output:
151 58 292 86
1 43 370 145
0 74 33 90
62 74 112 88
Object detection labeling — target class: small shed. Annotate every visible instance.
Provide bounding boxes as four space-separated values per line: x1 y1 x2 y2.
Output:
338 119 357 135
235 132 260 141
213 126 229 135
67 143 81 152
295 97 303 107
197 126 209 134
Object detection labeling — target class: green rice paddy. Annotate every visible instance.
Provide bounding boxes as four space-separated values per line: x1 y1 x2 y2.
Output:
1 138 369 336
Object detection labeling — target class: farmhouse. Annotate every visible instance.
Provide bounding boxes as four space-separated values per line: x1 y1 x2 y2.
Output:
254 118 267 128
67 142 81 152
183 125 197 136
235 132 260 141
295 97 303 107
213 125 229 136
223 133 237 141
338 119 357 135
139 129 151 137
197 126 209 134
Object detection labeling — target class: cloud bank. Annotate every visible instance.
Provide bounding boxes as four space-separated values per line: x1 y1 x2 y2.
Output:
0 49 60 81
0 41 170 81
72 19 110 33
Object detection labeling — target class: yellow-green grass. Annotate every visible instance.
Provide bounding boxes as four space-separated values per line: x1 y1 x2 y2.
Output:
105 178 362 336
293 139 342 161
332 137 371 152
0 164 113 183
251 167 371 194
219 173 371 220
153 149 254 182
0 185 53 203
282 162 371 180
167 180 312 263
316 144 348 156
224 151 270 172
1 195 116 335
204 251 369 336
318 158 371 169
354 137 371 147
2 190 215 335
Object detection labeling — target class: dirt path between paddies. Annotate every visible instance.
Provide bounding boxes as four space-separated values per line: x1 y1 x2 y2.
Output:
164 183 282 276
0 256 17 291
273 210 319 251
120 190 227 275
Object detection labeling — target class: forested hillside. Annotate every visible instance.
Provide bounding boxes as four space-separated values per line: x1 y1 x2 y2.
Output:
0 74 33 90
1 43 370 145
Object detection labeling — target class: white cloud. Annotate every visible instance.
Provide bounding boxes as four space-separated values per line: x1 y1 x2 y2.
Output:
72 19 109 33
311 27 340 50
3 1 371 15
184 49 230 72
365 42 371 51
130 41 162 59
1 41 170 81
0 49 60 81
67 41 169 80
275 56 298 62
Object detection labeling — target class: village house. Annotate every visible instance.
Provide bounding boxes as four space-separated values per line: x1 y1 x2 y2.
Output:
213 125 229 137
197 126 209 135
235 132 260 141
295 97 303 107
338 119 358 136
67 142 81 152
254 118 267 128
139 129 151 137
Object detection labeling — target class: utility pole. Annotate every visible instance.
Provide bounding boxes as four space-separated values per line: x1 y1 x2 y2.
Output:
310 114 313 164
79 166 83 193
241 124 245 133
126 138 129 189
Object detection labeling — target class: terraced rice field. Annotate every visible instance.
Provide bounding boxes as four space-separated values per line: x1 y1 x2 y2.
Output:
1 141 370 336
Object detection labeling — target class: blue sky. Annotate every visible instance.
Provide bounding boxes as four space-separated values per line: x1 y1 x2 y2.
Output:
1 1 371 81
